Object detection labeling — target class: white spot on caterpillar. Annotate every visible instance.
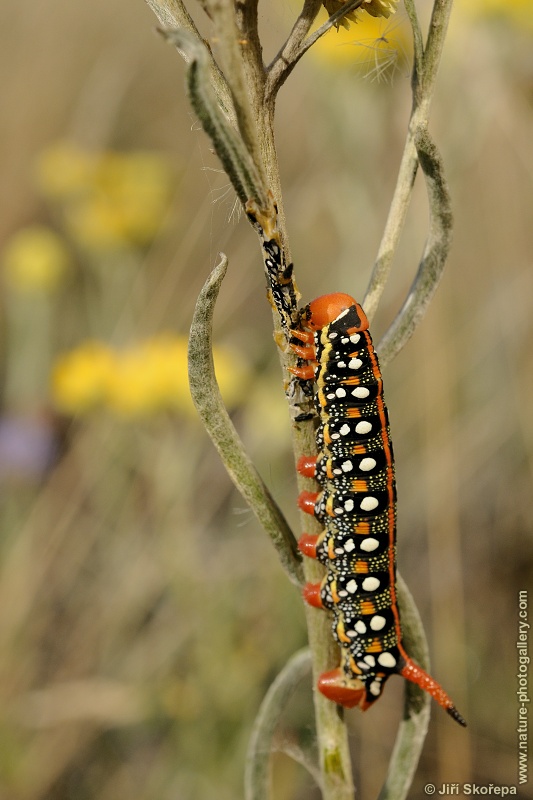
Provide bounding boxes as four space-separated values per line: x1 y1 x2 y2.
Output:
340 424 351 436
355 421 372 435
357 661 370 671
333 468 342 475
327 393 335 400
334 547 344 555
355 620 367 634
349 358 363 370
377 652 397 668
360 537 379 552
350 333 361 345
344 538 356 553
336 309 350 321
336 388 347 398
362 576 380 592
364 655 376 667
329 332 338 339
344 499 355 512
346 629 357 638
370 615 386 631
352 386 369 398
337 361 347 368
341 337 349 344
334 506 344 515
359 457 376 471
331 433 340 440
341 460 353 472
369 680 381 696
338 590 349 598
360 496 379 512
346 579 358 593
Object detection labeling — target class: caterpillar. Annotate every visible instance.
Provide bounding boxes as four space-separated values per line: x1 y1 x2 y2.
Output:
290 292 466 727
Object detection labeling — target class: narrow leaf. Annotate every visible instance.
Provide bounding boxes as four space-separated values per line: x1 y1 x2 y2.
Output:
188 255 303 586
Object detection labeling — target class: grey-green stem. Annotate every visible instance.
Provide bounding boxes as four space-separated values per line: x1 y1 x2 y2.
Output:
244 648 316 800
377 125 452 367
377 574 432 800
363 0 454 323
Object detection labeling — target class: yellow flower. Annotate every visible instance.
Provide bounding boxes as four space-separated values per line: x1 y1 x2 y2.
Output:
454 0 533 32
94 152 174 247
323 0 398 30
2 225 71 292
212 347 250 410
36 142 175 252
63 196 130 252
106 336 189 416
51 342 117 414
35 141 97 198
360 0 397 19
107 335 250 417
51 335 250 418
312 10 410 72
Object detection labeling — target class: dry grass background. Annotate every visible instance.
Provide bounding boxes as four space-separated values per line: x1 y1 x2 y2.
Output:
0 1 532 798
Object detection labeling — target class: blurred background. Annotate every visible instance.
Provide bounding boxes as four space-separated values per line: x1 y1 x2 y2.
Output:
0 0 532 797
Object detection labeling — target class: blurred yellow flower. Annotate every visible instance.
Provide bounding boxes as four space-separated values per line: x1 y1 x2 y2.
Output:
35 141 97 198
455 0 533 31
94 152 174 247
63 196 130 251
52 342 117 414
106 336 189 416
51 335 250 418
312 11 410 72
2 225 71 292
36 142 175 252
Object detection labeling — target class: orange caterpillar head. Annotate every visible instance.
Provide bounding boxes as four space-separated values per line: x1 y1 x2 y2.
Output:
302 293 369 332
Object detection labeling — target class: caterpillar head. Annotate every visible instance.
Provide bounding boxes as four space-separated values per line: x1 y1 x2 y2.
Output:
302 293 369 332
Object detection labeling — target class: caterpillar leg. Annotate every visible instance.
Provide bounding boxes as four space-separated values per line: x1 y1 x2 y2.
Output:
290 328 314 344
400 658 467 727
317 668 367 709
297 455 317 478
289 365 316 380
290 343 316 360
302 582 324 609
298 533 320 558
298 490 319 515
288 329 316 378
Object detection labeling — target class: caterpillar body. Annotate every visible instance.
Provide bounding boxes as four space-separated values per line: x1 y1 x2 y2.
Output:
290 293 466 727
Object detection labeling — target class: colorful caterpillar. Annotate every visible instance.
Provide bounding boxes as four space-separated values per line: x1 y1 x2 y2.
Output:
290 292 466 727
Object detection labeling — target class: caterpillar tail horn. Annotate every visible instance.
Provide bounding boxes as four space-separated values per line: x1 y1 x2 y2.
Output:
400 659 467 727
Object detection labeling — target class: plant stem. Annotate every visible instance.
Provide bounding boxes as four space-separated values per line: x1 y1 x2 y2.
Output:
377 125 453 367
377 575 431 800
245 649 314 800
363 0 454 323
